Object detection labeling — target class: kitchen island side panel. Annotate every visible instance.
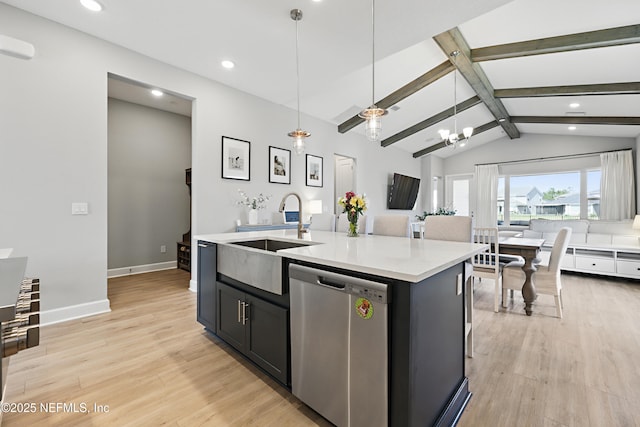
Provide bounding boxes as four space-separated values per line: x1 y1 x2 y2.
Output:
390 262 468 427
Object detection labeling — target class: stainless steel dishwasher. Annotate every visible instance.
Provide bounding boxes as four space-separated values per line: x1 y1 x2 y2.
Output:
289 264 389 427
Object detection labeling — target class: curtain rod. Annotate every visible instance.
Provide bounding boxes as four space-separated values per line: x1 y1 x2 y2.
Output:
475 148 632 167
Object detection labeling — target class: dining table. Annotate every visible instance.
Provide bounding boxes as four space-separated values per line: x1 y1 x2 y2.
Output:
498 236 545 316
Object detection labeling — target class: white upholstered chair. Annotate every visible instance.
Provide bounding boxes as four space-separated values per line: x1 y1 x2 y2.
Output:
472 227 524 313
422 215 474 357
422 215 473 242
336 214 368 234
371 215 411 237
309 213 336 231
502 227 572 318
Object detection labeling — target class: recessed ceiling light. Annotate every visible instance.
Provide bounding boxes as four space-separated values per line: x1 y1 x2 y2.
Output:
498 118 506 122
569 102 580 108
151 89 164 97
80 0 103 12
568 126 577 131
221 60 235 69
311 0 322 2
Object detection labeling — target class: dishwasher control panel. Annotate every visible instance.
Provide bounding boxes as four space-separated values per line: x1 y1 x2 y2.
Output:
345 283 389 304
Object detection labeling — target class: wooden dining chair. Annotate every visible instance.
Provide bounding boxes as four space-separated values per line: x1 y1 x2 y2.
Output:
423 215 474 357
502 227 572 318
472 227 525 313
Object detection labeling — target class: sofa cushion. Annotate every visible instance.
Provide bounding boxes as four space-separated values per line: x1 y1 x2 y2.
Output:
570 232 587 245
586 233 612 245
542 232 558 246
529 219 589 234
523 230 542 239
611 235 640 248
588 220 635 235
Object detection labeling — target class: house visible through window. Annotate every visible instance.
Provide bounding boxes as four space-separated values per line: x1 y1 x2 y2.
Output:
498 170 600 226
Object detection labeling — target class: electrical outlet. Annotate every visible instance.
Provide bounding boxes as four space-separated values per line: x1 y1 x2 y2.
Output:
160 245 167 253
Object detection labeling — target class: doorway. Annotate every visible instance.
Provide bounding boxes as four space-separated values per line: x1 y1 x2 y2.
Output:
334 154 356 215
107 74 193 278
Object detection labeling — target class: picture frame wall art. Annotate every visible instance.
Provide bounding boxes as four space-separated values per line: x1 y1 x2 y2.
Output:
221 136 250 181
305 154 323 187
268 146 291 184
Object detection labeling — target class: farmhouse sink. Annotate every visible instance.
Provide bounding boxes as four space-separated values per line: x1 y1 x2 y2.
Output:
229 238 312 252
218 238 315 295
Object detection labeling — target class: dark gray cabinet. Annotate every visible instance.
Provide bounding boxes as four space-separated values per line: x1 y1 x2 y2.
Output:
197 241 216 331
216 282 289 385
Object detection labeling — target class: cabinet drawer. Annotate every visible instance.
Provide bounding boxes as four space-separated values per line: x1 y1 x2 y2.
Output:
575 256 615 273
617 260 640 278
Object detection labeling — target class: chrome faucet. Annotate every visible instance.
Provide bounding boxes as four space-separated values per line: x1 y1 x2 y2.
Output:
279 192 307 239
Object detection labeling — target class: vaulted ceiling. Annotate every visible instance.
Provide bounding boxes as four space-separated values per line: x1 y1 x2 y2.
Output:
5 0 640 158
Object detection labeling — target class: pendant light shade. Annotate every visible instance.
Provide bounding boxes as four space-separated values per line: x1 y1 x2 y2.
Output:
358 0 387 142
288 9 310 155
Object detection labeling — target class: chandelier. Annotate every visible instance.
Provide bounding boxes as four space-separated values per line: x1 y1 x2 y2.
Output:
288 9 310 155
438 51 473 148
358 0 387 142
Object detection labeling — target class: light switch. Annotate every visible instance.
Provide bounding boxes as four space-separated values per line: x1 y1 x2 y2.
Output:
72 202 89 215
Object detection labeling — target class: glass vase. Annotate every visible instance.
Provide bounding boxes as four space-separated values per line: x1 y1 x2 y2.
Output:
347 219 359 237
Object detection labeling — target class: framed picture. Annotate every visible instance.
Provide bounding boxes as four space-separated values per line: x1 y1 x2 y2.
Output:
305 154 323 187
221 136 250 181
268 146 291 184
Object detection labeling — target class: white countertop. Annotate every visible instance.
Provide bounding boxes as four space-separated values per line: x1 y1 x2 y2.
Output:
195 230 488 283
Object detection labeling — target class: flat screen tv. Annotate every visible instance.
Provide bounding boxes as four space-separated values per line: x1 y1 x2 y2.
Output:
388 173 420 210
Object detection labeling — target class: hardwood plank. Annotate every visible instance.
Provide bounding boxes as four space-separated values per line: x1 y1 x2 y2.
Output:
2 269 639 426
472 24 640 62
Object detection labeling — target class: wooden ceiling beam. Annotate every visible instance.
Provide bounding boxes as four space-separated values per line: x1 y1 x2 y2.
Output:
511 116 640 125
412 121 500 158
380 96 481 147
434 28 520 139
472 24 640 62
495 82 640 98
337 60 454 134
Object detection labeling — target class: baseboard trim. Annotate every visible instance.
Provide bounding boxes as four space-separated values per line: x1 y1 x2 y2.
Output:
107 261 177 278
189 279 197 293
41 299 111 326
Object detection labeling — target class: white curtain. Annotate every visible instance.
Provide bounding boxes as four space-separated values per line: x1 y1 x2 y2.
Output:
600 150 635 220
475 164 499 227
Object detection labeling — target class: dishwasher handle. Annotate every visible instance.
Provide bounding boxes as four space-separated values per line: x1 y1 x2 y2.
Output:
316 276 346 290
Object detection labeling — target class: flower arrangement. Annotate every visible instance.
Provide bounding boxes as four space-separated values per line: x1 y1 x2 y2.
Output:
415 206 456 221
236 190 271 210
338 191 367 236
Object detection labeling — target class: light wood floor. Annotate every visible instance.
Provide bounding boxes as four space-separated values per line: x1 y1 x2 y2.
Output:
3 269 640 426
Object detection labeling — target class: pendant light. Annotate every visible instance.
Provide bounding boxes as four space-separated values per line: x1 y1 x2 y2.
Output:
288 9 310 155
438 51 473 148
358 0 387 142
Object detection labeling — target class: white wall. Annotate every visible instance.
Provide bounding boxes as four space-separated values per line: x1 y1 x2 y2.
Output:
0 4 420 321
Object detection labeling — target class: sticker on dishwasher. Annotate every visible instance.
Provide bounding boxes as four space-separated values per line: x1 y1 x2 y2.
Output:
355 298 373 319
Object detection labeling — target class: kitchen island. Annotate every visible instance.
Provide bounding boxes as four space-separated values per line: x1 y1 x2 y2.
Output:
195 230 487 427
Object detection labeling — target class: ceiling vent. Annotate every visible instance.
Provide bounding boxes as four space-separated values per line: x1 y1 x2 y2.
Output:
389 105 400 112
565 111 586 116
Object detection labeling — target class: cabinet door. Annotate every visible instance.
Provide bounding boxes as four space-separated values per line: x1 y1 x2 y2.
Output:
245 295 289 385
216 282 246 352
197 242 216 331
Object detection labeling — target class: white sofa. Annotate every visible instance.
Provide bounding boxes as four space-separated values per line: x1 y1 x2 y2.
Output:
522 219 640 279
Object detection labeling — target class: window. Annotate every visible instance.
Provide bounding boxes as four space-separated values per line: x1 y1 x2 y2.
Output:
500 169 599 226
